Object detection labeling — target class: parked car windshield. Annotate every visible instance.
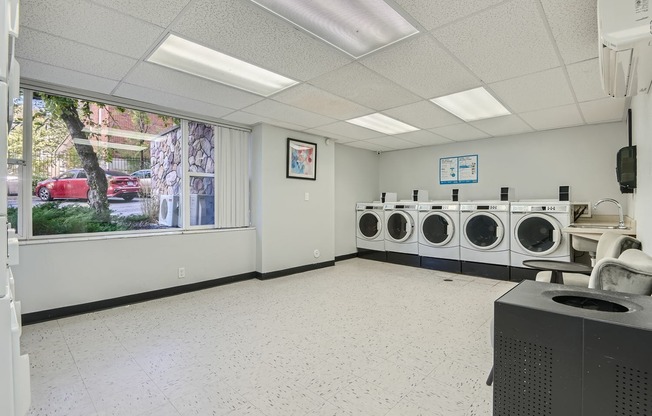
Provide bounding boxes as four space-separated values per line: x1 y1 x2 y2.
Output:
104 170 130 177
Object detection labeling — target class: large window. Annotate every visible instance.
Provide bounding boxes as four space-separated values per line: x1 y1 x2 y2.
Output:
8 90 250 238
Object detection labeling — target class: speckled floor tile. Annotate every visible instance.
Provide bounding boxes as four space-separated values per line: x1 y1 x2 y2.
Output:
21 259 515 416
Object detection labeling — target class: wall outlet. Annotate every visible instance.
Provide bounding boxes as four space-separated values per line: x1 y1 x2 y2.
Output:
572 202 591 219
178 267 186 279
313 249 320 258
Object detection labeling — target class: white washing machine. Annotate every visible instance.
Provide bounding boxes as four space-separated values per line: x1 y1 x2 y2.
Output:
418 201 460 272
356 202 385 251
510 201 572 270
384 201 419 255
460 201 511 277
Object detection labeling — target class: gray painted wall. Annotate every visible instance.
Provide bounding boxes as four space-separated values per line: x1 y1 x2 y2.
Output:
378 123 627 215
334 144 380 257
252 124 335 273
14 229 256 313
632 94 652 253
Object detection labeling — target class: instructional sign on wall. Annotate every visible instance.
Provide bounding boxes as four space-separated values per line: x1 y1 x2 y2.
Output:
439 154 478 184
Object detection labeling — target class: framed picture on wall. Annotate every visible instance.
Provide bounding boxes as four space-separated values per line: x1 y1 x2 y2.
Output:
287 138 317 180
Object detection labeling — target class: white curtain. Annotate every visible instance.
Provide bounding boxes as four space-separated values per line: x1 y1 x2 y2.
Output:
215 126 250 228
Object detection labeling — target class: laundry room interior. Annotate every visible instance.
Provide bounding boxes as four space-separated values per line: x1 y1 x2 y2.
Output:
3 0 652 415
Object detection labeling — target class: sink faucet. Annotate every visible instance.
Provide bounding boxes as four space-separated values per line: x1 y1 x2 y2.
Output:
594 198 626 229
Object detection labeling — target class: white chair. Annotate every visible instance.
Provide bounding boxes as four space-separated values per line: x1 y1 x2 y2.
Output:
535 232 641 287
588 249 652 296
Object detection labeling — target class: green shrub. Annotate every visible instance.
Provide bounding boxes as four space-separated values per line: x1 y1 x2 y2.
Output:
32 203 123 235
7 207 18 230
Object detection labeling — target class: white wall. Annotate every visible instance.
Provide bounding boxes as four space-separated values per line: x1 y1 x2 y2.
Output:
13 229 256 313
632 94 652 253
334 144 380 257
379 123 627 213
251 124 335 274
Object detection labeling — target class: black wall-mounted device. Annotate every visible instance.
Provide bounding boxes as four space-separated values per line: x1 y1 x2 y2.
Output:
617 109 636 194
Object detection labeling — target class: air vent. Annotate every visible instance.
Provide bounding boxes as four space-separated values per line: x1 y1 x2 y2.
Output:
615 364 650 416
494 335 553 416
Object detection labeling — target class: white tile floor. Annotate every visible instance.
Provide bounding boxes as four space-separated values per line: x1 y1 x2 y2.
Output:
21 258 516 416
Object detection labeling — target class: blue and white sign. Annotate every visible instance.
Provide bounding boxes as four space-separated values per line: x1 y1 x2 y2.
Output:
439 154 478 184
439 157 458 184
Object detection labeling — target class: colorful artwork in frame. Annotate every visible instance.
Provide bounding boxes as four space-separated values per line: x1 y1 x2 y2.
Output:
287 138 317 180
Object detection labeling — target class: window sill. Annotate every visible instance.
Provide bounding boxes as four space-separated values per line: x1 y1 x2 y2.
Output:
18 226 255 246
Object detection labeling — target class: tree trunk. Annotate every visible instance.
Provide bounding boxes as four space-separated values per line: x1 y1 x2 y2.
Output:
58 106 110 220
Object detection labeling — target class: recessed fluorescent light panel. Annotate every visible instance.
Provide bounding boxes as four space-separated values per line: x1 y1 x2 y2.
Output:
347 113 419 135
430 87 511 122
249 0 418 58
147 34 298 97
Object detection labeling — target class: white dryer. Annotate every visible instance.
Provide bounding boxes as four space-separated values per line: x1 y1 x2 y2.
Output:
418 201 461 272
460 201 511 279
356 202 385 252
510 201 572 280
384 201 420 266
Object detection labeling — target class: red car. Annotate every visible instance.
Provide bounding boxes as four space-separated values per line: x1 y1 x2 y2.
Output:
35 169 141 202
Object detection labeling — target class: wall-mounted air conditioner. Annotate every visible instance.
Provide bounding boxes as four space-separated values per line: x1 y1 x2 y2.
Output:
598 0 652 97
158 195 180 227
190 194 215 226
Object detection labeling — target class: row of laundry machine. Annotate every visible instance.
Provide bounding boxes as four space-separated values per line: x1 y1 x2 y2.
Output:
355 199 573 281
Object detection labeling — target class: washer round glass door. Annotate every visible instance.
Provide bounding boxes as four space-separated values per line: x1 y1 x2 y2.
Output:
515 214 561 255
386 211 414 242
421 212 453 246
464 212 504 250
358 211 381 240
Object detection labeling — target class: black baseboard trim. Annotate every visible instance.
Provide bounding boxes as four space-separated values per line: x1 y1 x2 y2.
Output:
386 251 420 267
461 261 510 281
509 266 539 282
420 257 462 273
256 260 335 281
357 249 387 262
22 272 257 325
335 253 358 262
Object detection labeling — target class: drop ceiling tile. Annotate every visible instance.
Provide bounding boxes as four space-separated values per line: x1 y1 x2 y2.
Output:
470 115 534 137
21 0 164 59
16 28 137 80
489 68 575 113
394 130 453 146
360 34 479 99
382 101 462 129
434 0 559 83
18 58 118 94
346 140 392 153
87 0 192 27
241 100 336 129
171 0 352 81
303 128 358 144
579 98 626 124
222 112 307 132
309 63 422 110
365 136 422 150
520 104 584 130
272 84 372 120
113 83 234 119
310 121 385 140
431 124 490 141
567 59 610 102
393 0 504 30
540 0 598 64
125 62 262 109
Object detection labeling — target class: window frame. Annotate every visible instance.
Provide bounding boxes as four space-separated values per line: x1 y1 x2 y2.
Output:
13 86 251 241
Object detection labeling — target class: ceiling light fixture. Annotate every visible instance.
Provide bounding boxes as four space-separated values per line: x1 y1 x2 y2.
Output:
82 126 161 142
249 0 418 58
430 87 511 122
346 113 419 135
73 138 147 152
147 34 299 97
